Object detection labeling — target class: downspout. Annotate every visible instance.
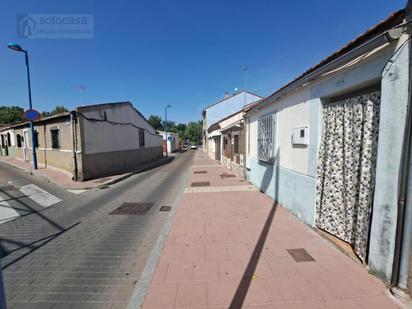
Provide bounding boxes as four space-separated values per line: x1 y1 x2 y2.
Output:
392 0 412 286
70 111 78 181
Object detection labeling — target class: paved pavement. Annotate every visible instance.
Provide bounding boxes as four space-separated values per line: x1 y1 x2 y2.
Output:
0 150 195 308
142 151 404 309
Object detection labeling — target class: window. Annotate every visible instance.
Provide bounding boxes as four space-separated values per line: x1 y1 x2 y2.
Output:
258 114 274 163
223 137 227 150
234 135 239 155
51 128 60 149
16 134 22 148
7 133 11 147
1 135 4 148
139 128 145 147
33 131 39 148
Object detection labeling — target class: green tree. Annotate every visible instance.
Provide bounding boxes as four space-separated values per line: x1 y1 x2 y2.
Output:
0 106 24 124
41 105 68 118
148 115 163 131
184 121 202 144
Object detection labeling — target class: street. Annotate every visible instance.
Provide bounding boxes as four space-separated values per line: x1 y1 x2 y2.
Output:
0 150 195 308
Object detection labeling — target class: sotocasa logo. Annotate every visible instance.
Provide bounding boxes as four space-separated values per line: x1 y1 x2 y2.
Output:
17 14 94 39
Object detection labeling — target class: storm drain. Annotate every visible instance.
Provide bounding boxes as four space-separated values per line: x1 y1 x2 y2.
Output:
110 202 153 215
220 173 236 178
287 248 315 262
159 206 172 212
194 171 207 174
191 181 210 187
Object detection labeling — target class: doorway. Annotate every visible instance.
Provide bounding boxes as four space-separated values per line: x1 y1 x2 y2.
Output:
315 89 381 262
214 137 221 161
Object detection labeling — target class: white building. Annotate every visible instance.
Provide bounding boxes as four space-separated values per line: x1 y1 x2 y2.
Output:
244 8 412 292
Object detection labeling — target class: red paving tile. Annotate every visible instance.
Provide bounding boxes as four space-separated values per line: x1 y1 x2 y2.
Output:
142 151 405 309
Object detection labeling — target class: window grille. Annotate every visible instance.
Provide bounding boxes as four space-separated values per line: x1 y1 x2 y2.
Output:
139 128 145 147
258 114 274 163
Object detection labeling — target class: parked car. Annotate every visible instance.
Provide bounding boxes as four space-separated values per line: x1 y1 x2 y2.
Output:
190 144 197 149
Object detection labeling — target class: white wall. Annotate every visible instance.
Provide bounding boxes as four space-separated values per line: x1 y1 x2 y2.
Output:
247 88 310 175
81 104 161 155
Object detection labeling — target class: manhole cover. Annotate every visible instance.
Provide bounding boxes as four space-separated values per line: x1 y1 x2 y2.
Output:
0 185 18 191
194 171 207 174
110 202 153 215
159 206 172 212
287 248 315 262
191 181 210 187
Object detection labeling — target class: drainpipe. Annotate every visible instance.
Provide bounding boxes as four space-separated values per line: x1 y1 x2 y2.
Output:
392 0 412 286
70 111 78 181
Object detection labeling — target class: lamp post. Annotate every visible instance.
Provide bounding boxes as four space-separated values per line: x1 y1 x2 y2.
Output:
8 43 38 169
164 104 171 157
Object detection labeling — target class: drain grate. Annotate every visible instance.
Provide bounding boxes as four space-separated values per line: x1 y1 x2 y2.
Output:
220 173 236 178
194 171 207 174
0 185 18 191
191 181 210 187
110 202 153 215
287 248 315 262
159 206 172 212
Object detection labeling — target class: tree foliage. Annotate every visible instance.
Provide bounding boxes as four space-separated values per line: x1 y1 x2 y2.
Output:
147 114 201 144
41 105 69 118
0 106 24 124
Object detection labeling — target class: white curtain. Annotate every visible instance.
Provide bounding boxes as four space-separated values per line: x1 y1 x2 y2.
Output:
315 90 380 261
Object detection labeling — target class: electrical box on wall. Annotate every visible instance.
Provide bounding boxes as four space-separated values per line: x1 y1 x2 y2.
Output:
292 126 309 146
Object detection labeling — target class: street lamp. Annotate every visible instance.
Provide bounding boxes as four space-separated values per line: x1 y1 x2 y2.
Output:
164 104 171 157
8 42 38 169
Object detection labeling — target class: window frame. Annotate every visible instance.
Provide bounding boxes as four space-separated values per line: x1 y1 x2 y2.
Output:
233 134 239 155
139 128 145 147
257 113 276 164
50 127 60 150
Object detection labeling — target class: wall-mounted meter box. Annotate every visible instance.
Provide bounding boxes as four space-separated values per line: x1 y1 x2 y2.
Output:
292 126 309 146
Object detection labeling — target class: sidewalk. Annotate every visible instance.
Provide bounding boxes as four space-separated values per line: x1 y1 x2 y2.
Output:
142 151 404 309
0 156 170 190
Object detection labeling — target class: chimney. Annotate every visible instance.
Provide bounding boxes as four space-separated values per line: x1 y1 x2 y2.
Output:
224 92 230 99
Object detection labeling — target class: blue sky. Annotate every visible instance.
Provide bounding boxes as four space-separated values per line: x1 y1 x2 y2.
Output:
0 0 406 123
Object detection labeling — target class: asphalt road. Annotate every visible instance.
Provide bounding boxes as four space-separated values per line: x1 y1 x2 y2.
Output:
0 150 195 308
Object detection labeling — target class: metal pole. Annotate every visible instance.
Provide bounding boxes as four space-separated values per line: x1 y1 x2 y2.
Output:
164 106 168 157
25 51 37 170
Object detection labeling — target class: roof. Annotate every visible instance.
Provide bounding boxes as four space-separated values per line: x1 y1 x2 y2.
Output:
1 101 154 132
202 91 263 113
1 112 70 130
248 9 405 114
207 100 261 133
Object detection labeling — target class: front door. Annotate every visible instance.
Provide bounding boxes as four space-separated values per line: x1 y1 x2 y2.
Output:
23 130 30 161
215 137 221 161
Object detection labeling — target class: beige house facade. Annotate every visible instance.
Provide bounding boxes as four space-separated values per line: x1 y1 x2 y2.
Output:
0 102 163 181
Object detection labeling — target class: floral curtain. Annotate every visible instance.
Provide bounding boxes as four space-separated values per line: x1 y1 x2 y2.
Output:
315 90 381 262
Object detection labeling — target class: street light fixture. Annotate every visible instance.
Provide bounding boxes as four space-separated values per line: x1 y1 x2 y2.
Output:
8 42 38 169
164 104 172 157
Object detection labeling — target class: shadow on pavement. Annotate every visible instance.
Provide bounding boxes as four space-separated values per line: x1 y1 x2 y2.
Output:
229 149 280 308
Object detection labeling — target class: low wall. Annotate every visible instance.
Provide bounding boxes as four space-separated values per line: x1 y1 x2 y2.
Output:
81 146 163 180
246 156 316 225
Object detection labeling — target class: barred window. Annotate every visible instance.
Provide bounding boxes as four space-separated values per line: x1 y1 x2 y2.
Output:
258 114 274 163
139 128 145 147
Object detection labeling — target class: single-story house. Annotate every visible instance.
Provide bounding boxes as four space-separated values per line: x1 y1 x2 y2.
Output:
207 102 260 176
202 91 262 152
158 131 181 153
0 102 163 181
244 6 412 295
